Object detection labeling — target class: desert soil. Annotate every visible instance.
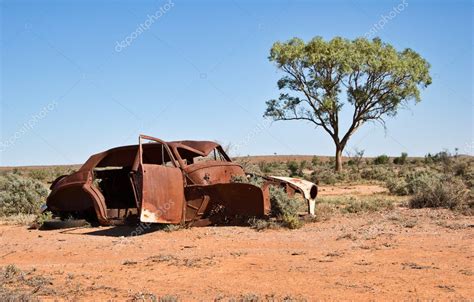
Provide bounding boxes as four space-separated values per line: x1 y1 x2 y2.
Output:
0 185 473 301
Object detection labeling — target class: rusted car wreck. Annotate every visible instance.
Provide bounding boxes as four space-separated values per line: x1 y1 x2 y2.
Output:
46 135 318 226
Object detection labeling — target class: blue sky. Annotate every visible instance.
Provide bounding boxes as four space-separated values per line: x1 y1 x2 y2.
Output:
0 0 472 166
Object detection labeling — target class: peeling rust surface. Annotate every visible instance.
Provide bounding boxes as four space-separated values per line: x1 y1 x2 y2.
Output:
185 183 266 225
184 162 245 185
140 164 184 224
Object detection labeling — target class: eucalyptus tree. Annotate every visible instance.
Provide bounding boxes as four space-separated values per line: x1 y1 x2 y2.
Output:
265 37 431 171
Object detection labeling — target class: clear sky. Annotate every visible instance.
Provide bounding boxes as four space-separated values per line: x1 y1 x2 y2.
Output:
0 0 472 166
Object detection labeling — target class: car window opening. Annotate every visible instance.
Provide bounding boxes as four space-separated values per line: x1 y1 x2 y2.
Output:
177 147 228 165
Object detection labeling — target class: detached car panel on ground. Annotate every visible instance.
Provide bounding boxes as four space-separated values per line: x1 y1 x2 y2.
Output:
46 135 318 226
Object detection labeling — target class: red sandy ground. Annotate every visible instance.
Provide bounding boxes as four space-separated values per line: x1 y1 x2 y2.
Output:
0 185 473 301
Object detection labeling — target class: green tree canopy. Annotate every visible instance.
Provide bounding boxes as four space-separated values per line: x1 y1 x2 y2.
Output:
265 37 431 171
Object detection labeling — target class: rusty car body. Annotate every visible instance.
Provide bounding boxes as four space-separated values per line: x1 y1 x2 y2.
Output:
46 135 318 226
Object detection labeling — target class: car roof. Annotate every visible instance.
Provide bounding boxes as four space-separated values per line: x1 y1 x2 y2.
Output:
80 139 222 170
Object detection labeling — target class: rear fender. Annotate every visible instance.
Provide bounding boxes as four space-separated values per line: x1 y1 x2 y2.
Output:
47 171 108 224
184 183 268 226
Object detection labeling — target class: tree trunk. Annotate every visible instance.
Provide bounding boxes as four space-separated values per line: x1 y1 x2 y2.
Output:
335 145 343 172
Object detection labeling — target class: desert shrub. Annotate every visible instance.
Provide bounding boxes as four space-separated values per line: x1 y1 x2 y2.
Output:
345 148 365 172
248 217 280 231
269 186 300 217
341 167 363 183
264 161 289 176
258 161 272 174
0 214 37 226
452 159 474 188
287 161 301 177
234 158 261 175
360 166 395 182
310 166 362 185
236 180 303 230
393 152 408 165
386 171 439 196
230 174 264 187
30 212 53 229
373 154 390 165
386 178 410 196
409 175 470 211
425 151 451 165
0 174 49 216
311 169 336 185
297 160 308 176
453 161 470 177
279 214 303 229
269 186 304 229
28 169 50 182
311 156 320 167
313 203 335 221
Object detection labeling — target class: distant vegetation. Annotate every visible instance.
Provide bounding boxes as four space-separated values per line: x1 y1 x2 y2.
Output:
236 150 473 216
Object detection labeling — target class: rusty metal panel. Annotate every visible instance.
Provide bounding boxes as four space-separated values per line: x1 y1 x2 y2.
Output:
185 183 266 225
184 162 245 185
140 164 184 224
184 188 210 224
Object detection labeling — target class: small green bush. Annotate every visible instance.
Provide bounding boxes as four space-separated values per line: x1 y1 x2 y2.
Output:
258 161 273 174
311 156 320 167
311 168 336 185
269 186 300 217
234 158 261 175
373 154 390 165
0 174 49 216
279 214 303 229
360 166 395 182
393 152 408 165
248 217 280 231
28 169 50 182
32 212 53 228
235 178 304 229
287 161 301 177
425 151 451 165
269 187 304 229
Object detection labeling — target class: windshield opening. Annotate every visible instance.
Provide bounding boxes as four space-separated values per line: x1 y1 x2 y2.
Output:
177 147 228 165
